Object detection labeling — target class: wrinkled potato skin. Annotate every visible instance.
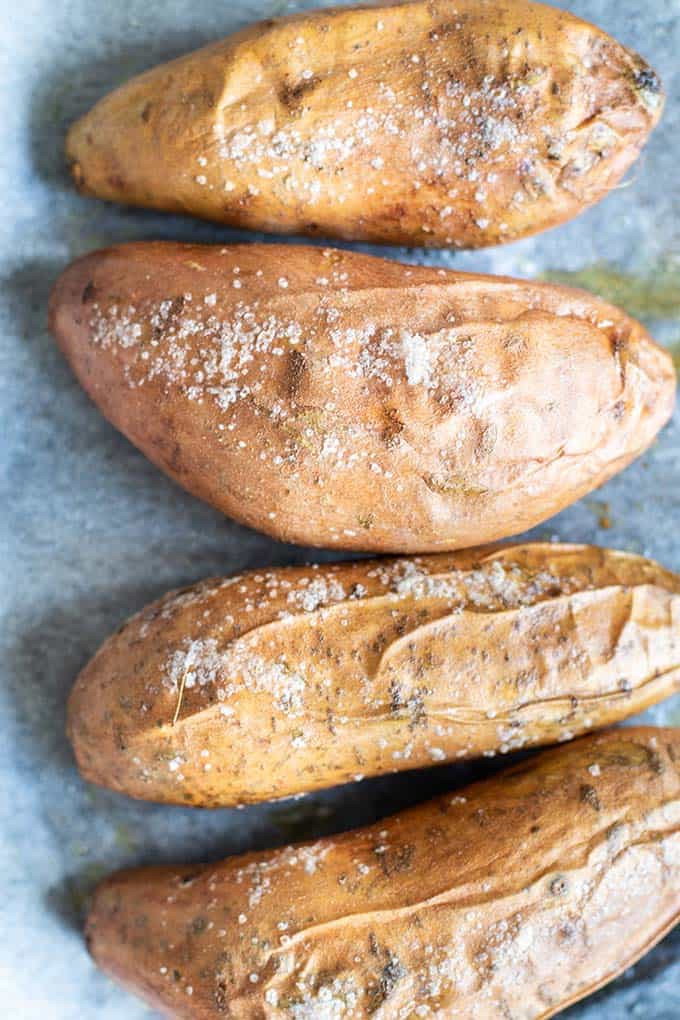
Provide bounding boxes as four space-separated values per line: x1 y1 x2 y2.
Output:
67 543 680 807
87 728 680 1019
49 243 675 552
66 0 663 247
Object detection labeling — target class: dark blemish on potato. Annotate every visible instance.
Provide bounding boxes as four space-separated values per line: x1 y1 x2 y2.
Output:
389 679 403 715
152 295 185 340
82 281 97 304
645 747 664 775
579 784 601 812
186 87 215 109
503 334 526 352
549 875 569 896
633 65 662 106
279 76 319 110
381 406 404 447
378 843 415 877
429 22 461 40
214 980 228 1011
141 102 153 123
368 952 406 1013
287 349 307 398
384 201 408 222
179 872 200 887
408 689 427 730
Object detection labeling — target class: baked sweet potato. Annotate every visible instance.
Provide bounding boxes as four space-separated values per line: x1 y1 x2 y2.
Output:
86 727 680 1018
49 242 676 552
67 542 680 806
65 0 663 247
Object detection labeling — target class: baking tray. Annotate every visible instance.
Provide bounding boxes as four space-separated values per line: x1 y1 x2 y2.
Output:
1 1 678 1015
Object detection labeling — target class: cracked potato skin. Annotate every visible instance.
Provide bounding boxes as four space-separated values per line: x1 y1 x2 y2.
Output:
65 0 663 247
49 243 676 552
67 543 680 807
86 728 680 1018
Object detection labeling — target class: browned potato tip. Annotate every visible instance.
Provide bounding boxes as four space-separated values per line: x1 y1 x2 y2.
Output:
65 0 664 247
49 243 676 552
67 543 680 807
86 727 680 1018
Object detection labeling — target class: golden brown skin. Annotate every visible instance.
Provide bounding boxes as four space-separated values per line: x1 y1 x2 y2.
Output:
87 727 680 1018
67 543 680 807
49 243 676 552
65 0 664 248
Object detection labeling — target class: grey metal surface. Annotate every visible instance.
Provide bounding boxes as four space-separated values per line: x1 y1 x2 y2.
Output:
1 0 679 1016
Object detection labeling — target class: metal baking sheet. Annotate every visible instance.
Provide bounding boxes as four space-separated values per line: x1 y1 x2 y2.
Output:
1 1 678 1016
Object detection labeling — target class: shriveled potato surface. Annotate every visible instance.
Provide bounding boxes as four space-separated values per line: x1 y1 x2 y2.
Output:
49 243 676 551
86 727 680 1018
68 543 680 806
66 0 664 247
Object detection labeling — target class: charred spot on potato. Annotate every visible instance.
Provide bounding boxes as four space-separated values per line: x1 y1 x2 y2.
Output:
214 980 229 1011
389 679 403 714
287 349 307 398
368 952 406 1012
645 746 664 775
579 784 601 812
378 843 415 877
408 689 427 730
81 280 97 304
380 406 404 447
279 76 319 110
178 872 200 887
633 65 663 110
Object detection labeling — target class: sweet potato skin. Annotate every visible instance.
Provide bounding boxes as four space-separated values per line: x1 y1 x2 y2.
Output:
65 0 663 247
49 242 676 552
86 727 680 1019
67 543 680 807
